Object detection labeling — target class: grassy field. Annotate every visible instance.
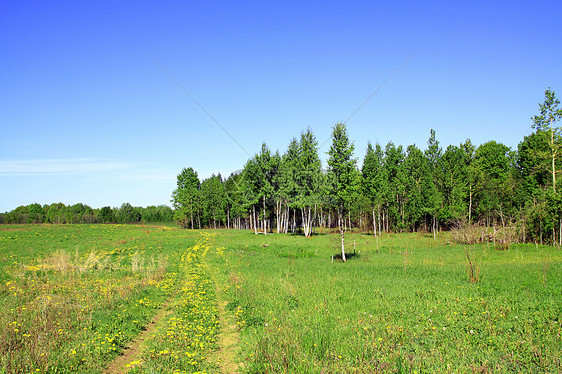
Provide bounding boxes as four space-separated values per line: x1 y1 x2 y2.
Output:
0 224 560 373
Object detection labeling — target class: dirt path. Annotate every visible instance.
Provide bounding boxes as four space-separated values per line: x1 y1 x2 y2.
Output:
105 302 171 374
215 297 242 374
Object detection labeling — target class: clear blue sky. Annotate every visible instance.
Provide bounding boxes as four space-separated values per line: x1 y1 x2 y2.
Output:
1 0 561 212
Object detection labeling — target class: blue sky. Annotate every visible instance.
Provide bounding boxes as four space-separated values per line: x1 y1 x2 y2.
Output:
1 0 561 212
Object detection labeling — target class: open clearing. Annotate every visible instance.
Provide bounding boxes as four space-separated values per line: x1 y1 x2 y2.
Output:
0 224 560 373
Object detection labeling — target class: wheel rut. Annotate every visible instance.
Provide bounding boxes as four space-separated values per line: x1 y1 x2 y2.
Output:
105 301 171 374
215 297 242 374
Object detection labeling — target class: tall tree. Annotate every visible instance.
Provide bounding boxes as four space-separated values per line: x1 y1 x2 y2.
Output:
171 167 201 229
441 143 473 226
473 141 512 226
517 131 550 196
425 129 443 238
362 142 386 236
242 143 276 234
294 129 322 237
200 174 227 228
403 144 429 231
224 171 245 229
278 138 299 233
532 88 562 192
383 142 405 232
327 123 360 262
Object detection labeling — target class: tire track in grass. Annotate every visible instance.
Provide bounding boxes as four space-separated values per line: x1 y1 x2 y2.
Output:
216 300 242 374
105 267 180 373
209 243 242 374
136 232 221 373
105 300 172 373
107 232 241 373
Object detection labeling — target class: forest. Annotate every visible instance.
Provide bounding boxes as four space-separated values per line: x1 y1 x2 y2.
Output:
0 202 173 224
2 89 561 245
172 89 562 245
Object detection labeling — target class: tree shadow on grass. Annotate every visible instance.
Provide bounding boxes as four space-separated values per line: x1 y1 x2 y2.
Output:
330 251 360 262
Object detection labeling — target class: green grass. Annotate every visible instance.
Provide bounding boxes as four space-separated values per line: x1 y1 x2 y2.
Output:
0 224 560 373
0 224 198 373
208 229 562 373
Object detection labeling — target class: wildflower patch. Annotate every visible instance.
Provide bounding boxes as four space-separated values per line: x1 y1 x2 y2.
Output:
137 232 219 373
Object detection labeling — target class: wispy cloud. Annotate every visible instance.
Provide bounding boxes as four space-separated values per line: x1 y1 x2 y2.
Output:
112 172 178 181
0 159 135 175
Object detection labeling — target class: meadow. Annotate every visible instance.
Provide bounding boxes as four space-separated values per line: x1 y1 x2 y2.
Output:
0 224 560 373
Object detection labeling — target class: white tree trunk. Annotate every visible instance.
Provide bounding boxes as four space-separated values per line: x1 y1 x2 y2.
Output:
373 208 377 237
263 196 267 235
339 209 346 262
253 206 257 235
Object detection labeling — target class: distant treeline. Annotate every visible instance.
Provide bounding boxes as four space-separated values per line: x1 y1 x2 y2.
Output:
0 203 173 224
172 89 562 245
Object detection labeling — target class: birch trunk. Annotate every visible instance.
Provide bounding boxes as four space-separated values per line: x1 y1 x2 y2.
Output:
433 215 436 240
469 187 472 223
372 208 376 237
262 196 267 235
253 206 258 235
339 208 346 262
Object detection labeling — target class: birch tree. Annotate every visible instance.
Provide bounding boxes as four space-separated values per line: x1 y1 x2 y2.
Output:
242 143 275 234
171 167 201 229
295 129 322 237
531 88 562 192
403 145 428 231
278 138 299 233
361 142 386 236
200 174 226 228
327 123 359 262
425 129 443 238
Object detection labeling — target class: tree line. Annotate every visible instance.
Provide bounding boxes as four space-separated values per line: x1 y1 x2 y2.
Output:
0 203 173 224
172 88 562 246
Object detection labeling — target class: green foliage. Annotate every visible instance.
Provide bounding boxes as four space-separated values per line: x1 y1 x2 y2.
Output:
531 88 562 132
200 174 227 228
98 206 115 223
327 123 360 218
402 144 430 230
115 203 141 223
292 129 322 206
383 142 406 229
472 141 513 225
441 142 473 225
161 87 562 243
517 131 550 195
242 143 275 208
172 167 201 229
362 143 386 208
